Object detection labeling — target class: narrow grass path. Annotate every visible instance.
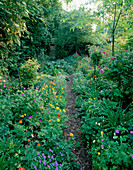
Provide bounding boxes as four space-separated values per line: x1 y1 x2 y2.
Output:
63 74 92 170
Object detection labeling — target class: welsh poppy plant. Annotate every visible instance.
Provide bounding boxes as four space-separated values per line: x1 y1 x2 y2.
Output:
19 120 23 124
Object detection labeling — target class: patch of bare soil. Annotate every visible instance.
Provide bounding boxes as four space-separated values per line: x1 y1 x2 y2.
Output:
63 74 92 170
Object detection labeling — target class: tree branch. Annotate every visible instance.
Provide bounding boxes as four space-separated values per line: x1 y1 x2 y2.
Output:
114 0 124 31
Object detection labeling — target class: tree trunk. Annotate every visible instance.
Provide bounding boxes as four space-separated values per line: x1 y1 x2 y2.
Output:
112 3 116 56
112 30 115 56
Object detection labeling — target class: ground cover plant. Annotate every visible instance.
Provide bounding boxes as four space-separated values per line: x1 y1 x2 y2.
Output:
72 48 133 169
0 63 77 169
0 52 84 169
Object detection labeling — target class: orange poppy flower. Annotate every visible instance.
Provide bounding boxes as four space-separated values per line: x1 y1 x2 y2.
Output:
49 120 51 122
18 168 25 170
19 120 23 124
70 133 74 137
38 143 41 146
90 82 92 84
21 115 24 118
49 82 52 84
27 139 30 142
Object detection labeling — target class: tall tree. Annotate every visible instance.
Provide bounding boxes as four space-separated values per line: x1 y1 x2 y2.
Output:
94 0 132 55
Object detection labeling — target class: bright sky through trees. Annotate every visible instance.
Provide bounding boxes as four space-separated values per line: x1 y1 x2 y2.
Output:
60 0 98 11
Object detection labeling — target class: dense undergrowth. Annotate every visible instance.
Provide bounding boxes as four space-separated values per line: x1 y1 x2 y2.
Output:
0 49 133 169
0 53 83 170
72 49 133 169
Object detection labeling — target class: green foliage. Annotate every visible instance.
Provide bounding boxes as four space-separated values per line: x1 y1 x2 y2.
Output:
0 69 77 169
89 46 105 65
20 58 40 87
72 49 133 169
106 51 133 106
53 8 93 58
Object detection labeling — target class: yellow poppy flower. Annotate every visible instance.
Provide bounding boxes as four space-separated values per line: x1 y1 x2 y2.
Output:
63 109 66 113
57 118 60 122
56 107 59 110
48 103 53 107
98 152 101 155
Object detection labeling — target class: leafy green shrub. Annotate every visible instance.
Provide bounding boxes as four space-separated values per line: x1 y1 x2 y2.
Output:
89 46 104 66
106 51 133 106
20 58 40 87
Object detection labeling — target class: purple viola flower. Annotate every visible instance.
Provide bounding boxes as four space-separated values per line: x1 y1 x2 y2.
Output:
43 161 46 166
47 110 49 113
49 149 52 152
101 145 104 149
48 155 50 158
56 143 59 145
55 161 58 166
40 119 42 121
34 100 36 102
132 155 133 159
60 164 62 167
37 152 39 155
39 160 41 163
116 129 119 133
56 167 58 170
43 156 46 159
93 104 96 107
51 155 54 160
52 163 55 166
21 93 24 95
26 92 28 94
34 166 37 170
9 101 11 103
61 154 63 156
36 160 38 162
130 131 133 134
101 139 104 142
47 165 50 169
35 112 37 114
42 153 44 156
